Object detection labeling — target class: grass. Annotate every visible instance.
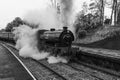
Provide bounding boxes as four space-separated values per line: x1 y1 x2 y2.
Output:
75 25 120 44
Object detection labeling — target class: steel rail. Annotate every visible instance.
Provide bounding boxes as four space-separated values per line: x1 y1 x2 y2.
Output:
4 42 120 78
4 42 67 80
66 63 104 80
1 43 37 80
74 59 120 78
32 59 67 80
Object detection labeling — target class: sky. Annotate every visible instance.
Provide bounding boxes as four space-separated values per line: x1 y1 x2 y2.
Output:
0 0 49 29
0 0 111 29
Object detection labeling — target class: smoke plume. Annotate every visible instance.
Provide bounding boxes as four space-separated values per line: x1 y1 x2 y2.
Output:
13 0 76 64
13 25 50 60
23 6 61 29
60 0 73 26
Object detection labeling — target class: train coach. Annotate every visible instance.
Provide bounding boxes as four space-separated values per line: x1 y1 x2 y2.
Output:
0 32 14 41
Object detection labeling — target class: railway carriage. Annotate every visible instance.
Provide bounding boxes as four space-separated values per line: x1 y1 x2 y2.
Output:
0 32 14 42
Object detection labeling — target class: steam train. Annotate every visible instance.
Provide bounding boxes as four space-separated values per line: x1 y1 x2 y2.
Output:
37 27 75 58
0 27 75 58
0 32 14 42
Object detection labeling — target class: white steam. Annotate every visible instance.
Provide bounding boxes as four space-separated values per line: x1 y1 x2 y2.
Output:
47 56 68 64
13 25 50 60
23 6 61 29
58 0 76 34
60 0 73 26
13 0 77 64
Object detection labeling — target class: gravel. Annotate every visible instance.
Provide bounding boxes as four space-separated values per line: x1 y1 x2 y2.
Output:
6 43 120 80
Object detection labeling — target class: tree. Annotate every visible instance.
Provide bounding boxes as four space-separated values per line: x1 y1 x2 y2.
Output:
100 0 104 25
114 0 118 25
111 0 117 25
12 17 24 26
89 0 105 26
5 17 24 32
74 11 101 39
109 0 120 25
82 2 88 14
117 2 120 24
5 23 13 32
116 0 120 24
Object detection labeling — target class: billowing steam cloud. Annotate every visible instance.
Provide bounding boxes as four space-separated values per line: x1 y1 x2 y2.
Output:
13 25 50 60
23 6 61 29
59 0 76 34
60 0 73 26
13 0 76 64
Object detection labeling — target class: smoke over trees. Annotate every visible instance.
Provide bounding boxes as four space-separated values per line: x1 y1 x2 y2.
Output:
5 17 40 32
5 17 24 32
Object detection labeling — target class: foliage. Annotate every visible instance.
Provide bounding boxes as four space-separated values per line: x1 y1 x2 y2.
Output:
104 18 111 24
108 0 120 25
5 17 24 32
89 0 104 13
5 17 39 32
89 0 104 25
74 12 102 39
82 2 88 14
0 29 5 32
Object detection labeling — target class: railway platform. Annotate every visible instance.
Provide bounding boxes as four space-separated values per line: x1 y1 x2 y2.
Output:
72 44 120 60
0 44 33 80
78 46 120 59
72 45 120 77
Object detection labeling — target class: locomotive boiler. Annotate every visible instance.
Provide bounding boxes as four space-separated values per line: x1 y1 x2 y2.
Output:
37 27 74 58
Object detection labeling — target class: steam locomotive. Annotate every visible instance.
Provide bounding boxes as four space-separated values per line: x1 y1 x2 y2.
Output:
37 27 75 58
0 27 75 58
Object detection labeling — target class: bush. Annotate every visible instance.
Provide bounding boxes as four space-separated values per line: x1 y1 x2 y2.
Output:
74 13 102 39
77 30 87 39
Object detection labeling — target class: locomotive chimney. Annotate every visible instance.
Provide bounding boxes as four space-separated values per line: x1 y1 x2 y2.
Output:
63 26 68 31
50 28 55 31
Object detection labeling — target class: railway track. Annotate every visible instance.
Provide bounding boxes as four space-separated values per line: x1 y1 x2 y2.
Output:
67 60 120 79
2 42 67 80
4 43 98 80
66 63 104 80
3 42 120 80
74 59 120 77
32 59 67 80
0 43 37 80
33 60 103 80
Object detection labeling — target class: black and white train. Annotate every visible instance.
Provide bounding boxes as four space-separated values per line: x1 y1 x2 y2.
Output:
37 27 75 57
0 27 75 58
